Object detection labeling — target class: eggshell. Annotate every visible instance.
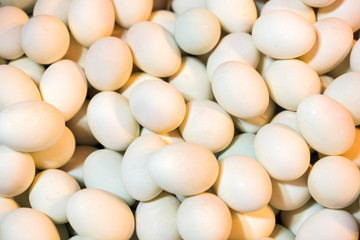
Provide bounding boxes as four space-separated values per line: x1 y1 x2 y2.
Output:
84 36 132 91
118 72 162 99
301 0 336 7
126 21 181 77
214 155 272 213
129 79 185 133
40 59 87 121
176 193 232 240
299 17 353 75
308 156 360 209
0 197 19 223
350 39 360 71
206 0 257 33
179 100 234 153
62 34 88 68
212 61 269 119
136 192 181 240
68 0 114 48
252 10 316 59
296 94 355 155
8 56 45 86
149 10 177 35
66 188 134 240
319 75 334 93
0 6 28 59
0 0 36 12
341 127 360 168
21 14 70 64
270 110 300 133
296 209 359 240
121 134 166 201
0 100 65 152
229 205 276 240
171 0 206 14
0 64 41 111
324 71 360 125
264 59 321 111
317 0 360 32
206 32 260 78
113 0 152 28
33 0 72 26
29 169 80 224
269 224 295 240
140 128 184 144
149 142 219 196
218 133 256 161
0 208 60 240
87 91 139 151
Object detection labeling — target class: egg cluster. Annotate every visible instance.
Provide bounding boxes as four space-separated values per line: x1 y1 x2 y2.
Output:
0 0 360 239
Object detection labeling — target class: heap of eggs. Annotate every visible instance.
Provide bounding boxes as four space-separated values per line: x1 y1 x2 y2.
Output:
1 0 360 239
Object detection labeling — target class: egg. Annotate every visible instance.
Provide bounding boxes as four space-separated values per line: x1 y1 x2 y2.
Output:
296 94 355 155
33 0 72 26
269 224 295 240
218 133 256 161
301 0 336 7
135 191 181 240
140 127 184 144
84 36 133 91
0 0 36 12
0 208 60 240
29 169 80 224
171 0 206 14
113 0 152 29
87 91 140 151
0 6 28 59
270 110 300 133
0 197 19 223
341 128 360 168
62 34 88 68
21 14 70 64
176 193 232 240
149 142 218 196
252 10 315 59
149 10 177 35
214 154 272 213
118 72 162 99
66 188 134 240
211 61 269 119
350 39 360 71
8 56 45 86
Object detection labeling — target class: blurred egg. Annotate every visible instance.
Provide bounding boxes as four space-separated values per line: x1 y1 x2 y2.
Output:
33 0 72 26
8 56 45 86
113 0 152 28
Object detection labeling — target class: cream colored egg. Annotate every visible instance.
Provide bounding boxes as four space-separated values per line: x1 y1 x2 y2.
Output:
33 0 72 26
126 21 181 77
350 39 360 71
0 197 19 223
0 100 65 152
149 10 177 35
113 0 152 28
214 155 272 213
269 224 295 240
171 0 206 14
21 14 70 64
140 128 184 144
0 64 41 111
299 18 353 75
0 0 36 12
179 100 234 153
252 10 316 59
229 205 276 240
324 71 360 125
62 34 88 68
317 0 360 32
319 75 334 93
297 94 355 155
68 0 114 48
341 128 360 168
0 208 60 240
174 8 220 55
122 134 166 201
0 145 35 198
66 188 134 240
261 0 316 23
149 142 219 196
308 156 360 209
129 79 185 133
256 54 274 77
118 72 162 99
270 110 300 133
206 32 260 78
87 91 140 151
264 59 321 111
212 61 269 119
136 191 181 240
218 133 256 161
8 56 45 87
29 169 80 224
301 0 336 7
177 193 232 240
206 0 257 33
327 39 355 78
30 126 75 170
40 59 87 121
84 36 132 91
296 209 359 240
66 100 99 146
0 6 28 59
270 169 311 211
168 56 213 102
83 149 135 206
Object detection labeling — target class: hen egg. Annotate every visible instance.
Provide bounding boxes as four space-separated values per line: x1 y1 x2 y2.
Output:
149 10 177 35
171 0 206 14
0 197 19 223
33 0 72 26
140 127 184 144
0 0 36 12
8 56 45 86
218 133 256 161
271 110 300 133
113 0 152 28
350 39 360 71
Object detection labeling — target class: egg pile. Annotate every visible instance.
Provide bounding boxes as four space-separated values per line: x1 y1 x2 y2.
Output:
0 0 360 239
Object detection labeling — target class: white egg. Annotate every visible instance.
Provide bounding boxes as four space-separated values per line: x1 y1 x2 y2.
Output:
118 72 162 99
33 0 72 26
149 142 219 196
0 197 19 223
319 75 334 93
212 61 269 119
218 133 256 161
0 0 36 12
297 94 355 155
350 39 360 71
269 224 295 240
301 0 336 7
341 128 360 169
140 128 184 144
66 188 134 240
29 169 80 224
8 56 45 86
112 0 152 28
149 10 177 35
136 191 181 240
270 110 300 133
171 0 206 14
177 193 232 240
214 155 272 213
